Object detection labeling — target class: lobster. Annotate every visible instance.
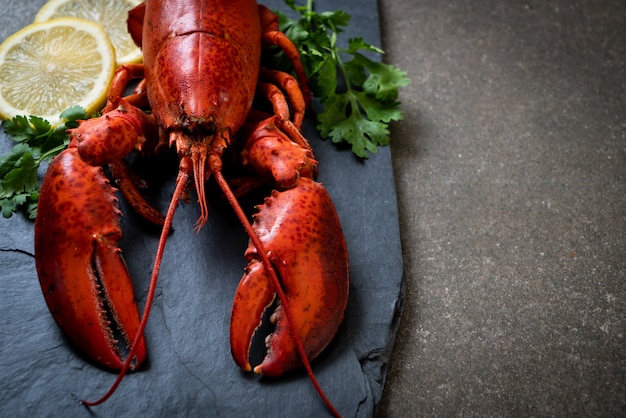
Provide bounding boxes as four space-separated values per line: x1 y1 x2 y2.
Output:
32 0 349 416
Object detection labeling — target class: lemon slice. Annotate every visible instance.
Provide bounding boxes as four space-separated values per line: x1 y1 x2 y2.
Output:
0 18 115 124
34 0 143 66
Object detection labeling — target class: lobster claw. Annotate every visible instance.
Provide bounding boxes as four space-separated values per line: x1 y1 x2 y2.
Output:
230 177 349 376
34 146 146 370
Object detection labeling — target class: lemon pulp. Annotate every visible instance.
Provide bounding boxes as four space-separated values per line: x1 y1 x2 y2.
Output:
35 0 143 65
0 18 115 124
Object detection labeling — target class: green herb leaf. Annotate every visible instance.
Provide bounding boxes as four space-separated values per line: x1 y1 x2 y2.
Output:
277 0 410 158
0 105 90 218
0 152 38 199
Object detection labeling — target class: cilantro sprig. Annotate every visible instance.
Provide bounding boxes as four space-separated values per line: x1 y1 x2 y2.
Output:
0 106 89 219
277 0 410 158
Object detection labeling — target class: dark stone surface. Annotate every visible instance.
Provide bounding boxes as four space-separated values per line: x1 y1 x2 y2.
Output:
0 1 403 417
377 0 625 416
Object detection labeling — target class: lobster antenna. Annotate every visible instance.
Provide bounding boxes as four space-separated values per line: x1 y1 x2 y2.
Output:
207 153 341 418
82 160 191 407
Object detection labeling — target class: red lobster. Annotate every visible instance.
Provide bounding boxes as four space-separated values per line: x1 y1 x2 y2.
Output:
33 0 348 415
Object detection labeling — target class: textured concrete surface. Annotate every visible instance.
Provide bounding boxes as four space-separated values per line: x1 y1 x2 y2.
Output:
377 0 625 416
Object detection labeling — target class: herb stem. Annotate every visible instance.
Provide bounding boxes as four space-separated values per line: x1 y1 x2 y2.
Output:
306 0 313 27
38 143 67 164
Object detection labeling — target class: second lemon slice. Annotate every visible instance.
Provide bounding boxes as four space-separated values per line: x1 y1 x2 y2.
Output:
34 0 143 66
0 18 116 124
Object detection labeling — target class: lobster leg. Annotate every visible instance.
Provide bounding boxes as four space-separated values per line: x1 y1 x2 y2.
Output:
231 178 349 376
230 118 349 377
259 5 311 106
35 148 146 370
74 98 164 225
34 101 158 370
108 159 165 226
253 70 313 160
258 68 306 129
102 64 148 113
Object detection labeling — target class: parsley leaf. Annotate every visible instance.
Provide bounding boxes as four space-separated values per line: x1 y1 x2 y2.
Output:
0 105 89 219
277 0 410 158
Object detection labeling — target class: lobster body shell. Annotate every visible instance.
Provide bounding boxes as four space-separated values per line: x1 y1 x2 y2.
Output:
133 0 261 135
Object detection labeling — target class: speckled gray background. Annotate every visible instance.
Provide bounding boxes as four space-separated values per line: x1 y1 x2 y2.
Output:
377 0 625 416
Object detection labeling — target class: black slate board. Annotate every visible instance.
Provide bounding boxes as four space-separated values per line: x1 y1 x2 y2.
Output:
0 1 404 416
